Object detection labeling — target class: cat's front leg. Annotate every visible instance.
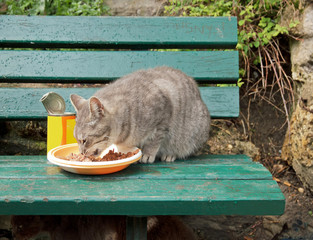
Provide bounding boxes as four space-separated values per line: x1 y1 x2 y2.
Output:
139 132 165 164
140 144 160 163
139 127 168 164
141 154 156 163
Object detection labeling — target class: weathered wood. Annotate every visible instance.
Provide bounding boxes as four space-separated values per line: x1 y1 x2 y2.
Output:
0 50 239 83
0 155 285 216
0 178 285 215
0 164 271 180
0 155 272 180
0 16 237 49
0 87 239 120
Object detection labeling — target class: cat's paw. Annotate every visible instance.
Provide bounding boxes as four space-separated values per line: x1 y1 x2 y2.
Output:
140 154 156 164
161 155 176 162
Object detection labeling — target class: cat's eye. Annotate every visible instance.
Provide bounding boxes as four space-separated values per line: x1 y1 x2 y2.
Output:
82 139 86 145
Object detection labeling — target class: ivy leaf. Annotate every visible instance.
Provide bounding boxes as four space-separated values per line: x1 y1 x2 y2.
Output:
239 19 245 26
237 78 244 87
236 43 243 50
253 41 260 48
289 20 300 28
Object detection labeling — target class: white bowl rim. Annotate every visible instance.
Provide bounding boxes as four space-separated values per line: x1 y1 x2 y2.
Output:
48 143 142 167
47 155 141 169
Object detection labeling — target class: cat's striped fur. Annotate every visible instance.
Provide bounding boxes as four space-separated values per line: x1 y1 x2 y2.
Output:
70 66 210 163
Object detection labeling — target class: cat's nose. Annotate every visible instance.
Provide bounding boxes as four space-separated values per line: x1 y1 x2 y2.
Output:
81 147 87 155
84 149 98 157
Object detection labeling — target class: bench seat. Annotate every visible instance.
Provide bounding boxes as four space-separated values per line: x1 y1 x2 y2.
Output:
0 154 284 215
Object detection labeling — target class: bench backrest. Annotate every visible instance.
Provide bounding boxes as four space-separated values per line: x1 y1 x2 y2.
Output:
0 16 239 120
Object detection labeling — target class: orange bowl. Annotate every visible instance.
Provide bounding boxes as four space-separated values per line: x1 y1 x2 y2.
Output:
47 143 142 175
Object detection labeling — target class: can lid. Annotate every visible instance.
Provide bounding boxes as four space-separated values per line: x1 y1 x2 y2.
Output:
48 112 76 117
40 92 66 115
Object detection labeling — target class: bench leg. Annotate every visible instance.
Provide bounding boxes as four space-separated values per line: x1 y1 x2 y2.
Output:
126 216 147 240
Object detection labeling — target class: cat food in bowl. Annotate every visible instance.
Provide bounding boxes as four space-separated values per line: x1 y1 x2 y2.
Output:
66 149 140 162
47 143 141 175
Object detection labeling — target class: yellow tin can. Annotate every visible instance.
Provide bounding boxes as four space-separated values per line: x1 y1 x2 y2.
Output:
47 113 77 153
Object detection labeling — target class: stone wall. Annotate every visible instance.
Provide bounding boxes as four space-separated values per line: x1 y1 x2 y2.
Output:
289 3 313 88
105 0 165 16
281 2 313 192
282 81 313 192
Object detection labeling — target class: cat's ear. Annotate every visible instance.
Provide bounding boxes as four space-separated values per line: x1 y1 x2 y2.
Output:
70 94 86 112
89 97 108 118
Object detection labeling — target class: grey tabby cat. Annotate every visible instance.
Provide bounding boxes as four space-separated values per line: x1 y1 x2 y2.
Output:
70 66 210 163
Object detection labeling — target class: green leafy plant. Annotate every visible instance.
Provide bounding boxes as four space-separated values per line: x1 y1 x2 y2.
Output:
164 0 301 124
1 0 110 16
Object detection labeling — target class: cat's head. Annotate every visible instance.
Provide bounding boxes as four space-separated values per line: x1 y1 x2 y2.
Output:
70 94 114 157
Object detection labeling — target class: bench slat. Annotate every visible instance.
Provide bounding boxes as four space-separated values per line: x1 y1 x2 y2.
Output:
0 16 237 49
0 87 239 119
1 165 271 180
0 155 255 166
0 179 285 215
0 50 239 83
0 155 272 180
0 155 285 216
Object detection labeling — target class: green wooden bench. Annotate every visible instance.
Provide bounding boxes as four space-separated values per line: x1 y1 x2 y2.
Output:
0 16 285 239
